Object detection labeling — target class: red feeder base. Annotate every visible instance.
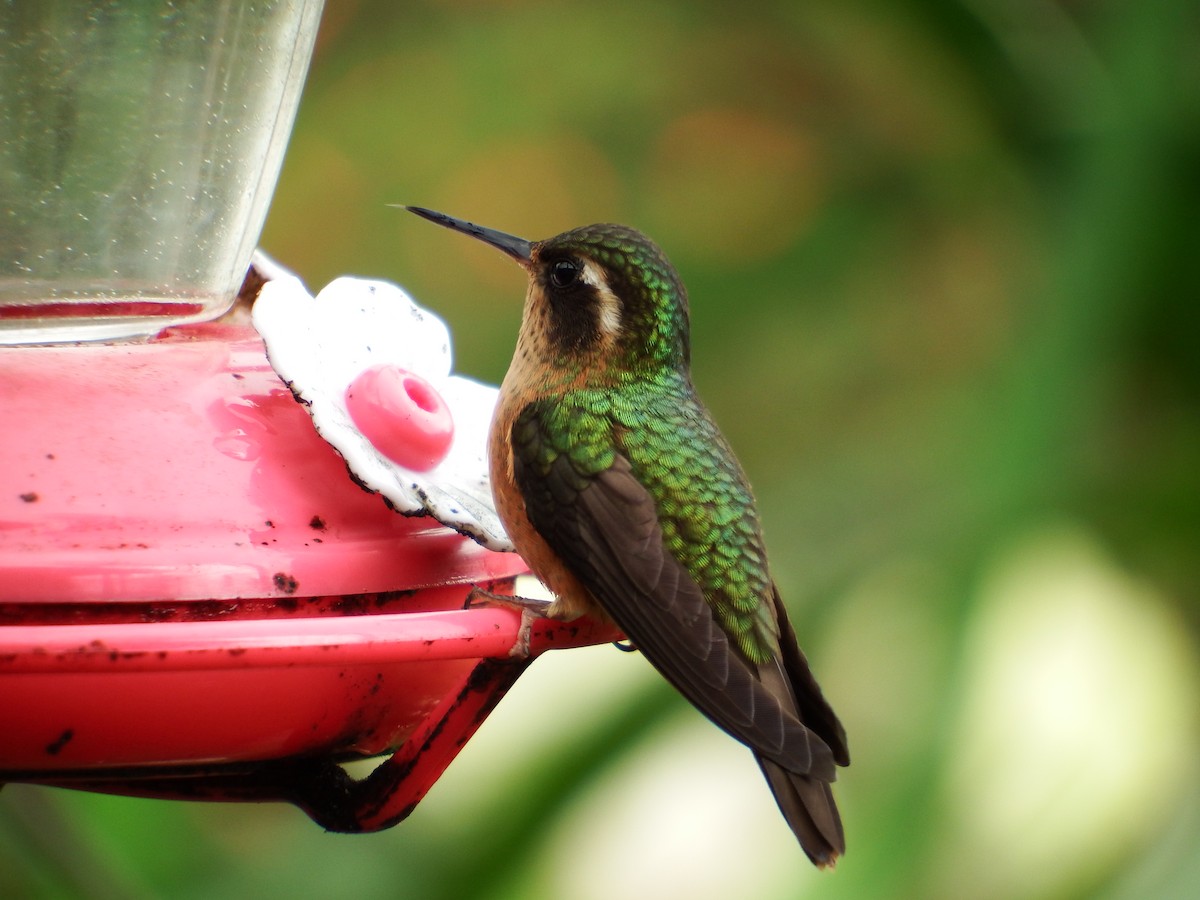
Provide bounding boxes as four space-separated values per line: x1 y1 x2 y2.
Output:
0 318 621 826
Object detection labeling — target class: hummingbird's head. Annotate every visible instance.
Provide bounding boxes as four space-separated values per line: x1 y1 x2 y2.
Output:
407 208 690 380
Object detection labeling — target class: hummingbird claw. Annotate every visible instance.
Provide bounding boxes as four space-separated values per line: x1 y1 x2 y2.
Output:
510 606 541 659
463 586 552 615
464 587 554 658
611 638 639 653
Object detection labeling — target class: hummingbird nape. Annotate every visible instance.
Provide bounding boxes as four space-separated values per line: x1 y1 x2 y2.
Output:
407 206 850 868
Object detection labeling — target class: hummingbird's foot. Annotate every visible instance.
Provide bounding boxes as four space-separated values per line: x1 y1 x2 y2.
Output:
612 638 639 653
464 587 554 659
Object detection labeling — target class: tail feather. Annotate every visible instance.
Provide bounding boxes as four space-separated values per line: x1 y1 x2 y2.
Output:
755 585 847 867
758 756 845 868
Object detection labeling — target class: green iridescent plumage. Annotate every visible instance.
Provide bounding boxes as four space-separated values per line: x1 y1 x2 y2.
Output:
516 375 778 665
515 224 780 663
548 223 690 372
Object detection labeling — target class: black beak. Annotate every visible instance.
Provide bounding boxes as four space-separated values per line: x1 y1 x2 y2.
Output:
406 206 533 264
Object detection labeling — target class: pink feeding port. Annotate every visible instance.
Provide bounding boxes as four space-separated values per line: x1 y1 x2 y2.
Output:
344 364 455 471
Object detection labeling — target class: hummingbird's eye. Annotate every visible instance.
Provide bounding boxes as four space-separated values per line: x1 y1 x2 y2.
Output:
549 258 582 288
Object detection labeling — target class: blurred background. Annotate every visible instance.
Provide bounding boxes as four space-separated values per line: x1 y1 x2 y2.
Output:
3 0 1199 896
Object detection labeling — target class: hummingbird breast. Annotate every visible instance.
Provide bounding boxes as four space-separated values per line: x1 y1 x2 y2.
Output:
488 365 607 622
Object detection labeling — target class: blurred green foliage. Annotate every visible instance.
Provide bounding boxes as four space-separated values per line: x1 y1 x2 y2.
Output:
4 0 1200 897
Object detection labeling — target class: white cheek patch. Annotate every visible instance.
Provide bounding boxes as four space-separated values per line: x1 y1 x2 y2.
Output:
580 261 623 341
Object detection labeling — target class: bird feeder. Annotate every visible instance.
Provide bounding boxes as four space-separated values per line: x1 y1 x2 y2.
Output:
0 311 617 828
0 1 618 828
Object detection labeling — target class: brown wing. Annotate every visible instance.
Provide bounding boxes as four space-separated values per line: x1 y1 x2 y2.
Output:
754 585 848 863
769 585 850 766
515 436 837 780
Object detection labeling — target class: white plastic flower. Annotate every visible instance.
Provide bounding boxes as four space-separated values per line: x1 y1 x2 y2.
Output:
250 254 512 551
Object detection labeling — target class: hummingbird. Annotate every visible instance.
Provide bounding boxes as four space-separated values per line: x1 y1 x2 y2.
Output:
406 206 850 867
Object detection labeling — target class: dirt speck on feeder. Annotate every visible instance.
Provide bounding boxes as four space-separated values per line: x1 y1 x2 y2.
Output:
45 728 74 756
273 572 299 594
